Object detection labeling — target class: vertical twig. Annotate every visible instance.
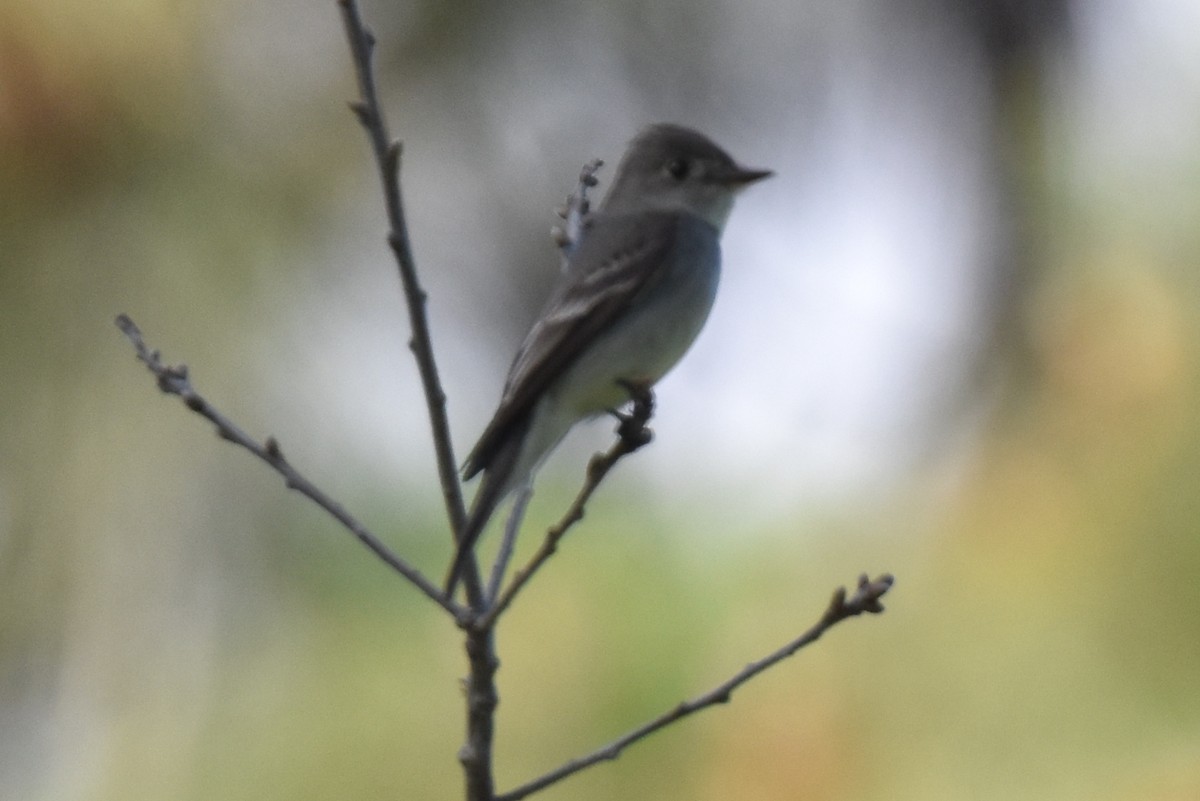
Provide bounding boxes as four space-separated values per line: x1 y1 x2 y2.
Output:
487 484 533 602
551 158 604 268
336 0 474 569
337 5 496 799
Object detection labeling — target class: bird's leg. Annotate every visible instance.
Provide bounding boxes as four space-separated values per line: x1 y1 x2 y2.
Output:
609 379 655 448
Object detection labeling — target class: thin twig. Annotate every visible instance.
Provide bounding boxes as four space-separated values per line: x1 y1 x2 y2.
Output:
114 314 457 615
487 483 533 603
477 384 655 631
496 573 896 801
552 158 604 268
336 6 499 800
336 0 488 609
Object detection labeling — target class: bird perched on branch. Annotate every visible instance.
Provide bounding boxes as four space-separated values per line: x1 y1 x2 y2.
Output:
445 123 771 596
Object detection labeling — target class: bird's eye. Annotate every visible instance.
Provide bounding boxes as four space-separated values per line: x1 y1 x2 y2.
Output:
664 158 690 180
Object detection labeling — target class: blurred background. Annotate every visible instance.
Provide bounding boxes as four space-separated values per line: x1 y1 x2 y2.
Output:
3 0 1199 799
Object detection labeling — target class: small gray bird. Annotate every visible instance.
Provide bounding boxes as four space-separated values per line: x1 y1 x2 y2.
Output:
445 124 771 596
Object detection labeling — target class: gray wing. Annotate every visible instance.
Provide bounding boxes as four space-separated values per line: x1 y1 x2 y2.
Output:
462 211 689 479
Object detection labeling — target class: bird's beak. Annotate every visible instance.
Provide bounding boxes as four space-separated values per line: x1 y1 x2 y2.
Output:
716 164 774 188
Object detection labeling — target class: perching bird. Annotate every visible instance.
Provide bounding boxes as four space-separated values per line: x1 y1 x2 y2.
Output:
445 123 771 596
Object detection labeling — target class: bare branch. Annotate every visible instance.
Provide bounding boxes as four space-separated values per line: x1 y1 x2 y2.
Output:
458 625 499 801
335 0 489 608
337 6 500 800
477 384 655 630
114 314 458 616
551 158 605 267
496 573 896 801
486 484 532 603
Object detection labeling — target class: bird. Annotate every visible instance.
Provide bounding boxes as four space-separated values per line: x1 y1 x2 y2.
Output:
444 123 772 597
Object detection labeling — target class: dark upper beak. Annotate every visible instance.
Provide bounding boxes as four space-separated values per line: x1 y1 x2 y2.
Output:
716 164 774 188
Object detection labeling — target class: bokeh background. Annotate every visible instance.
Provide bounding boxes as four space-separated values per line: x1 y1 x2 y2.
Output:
3 1 1199 799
